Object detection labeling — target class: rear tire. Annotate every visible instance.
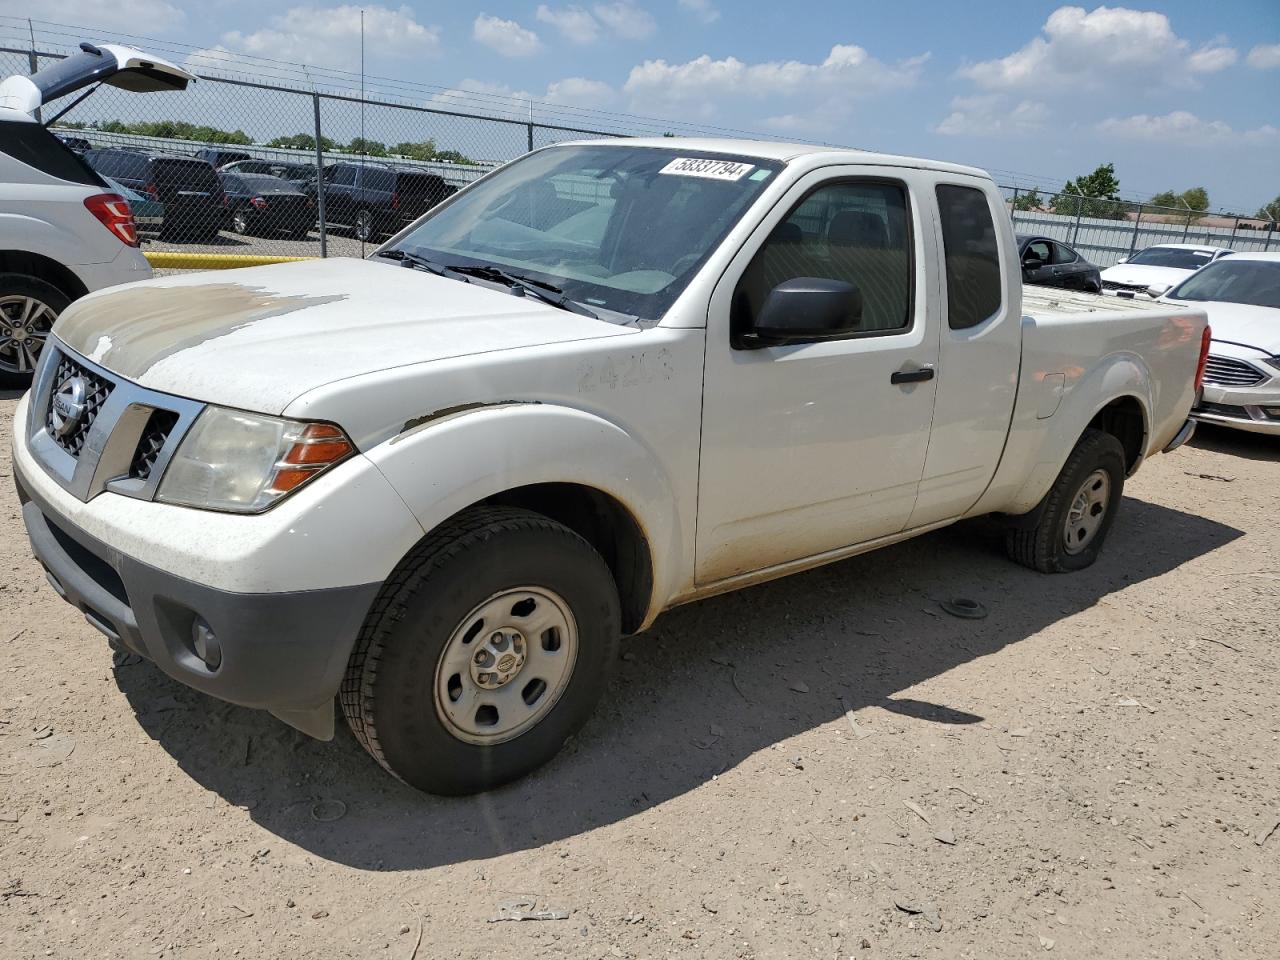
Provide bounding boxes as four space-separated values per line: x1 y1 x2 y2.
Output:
341 506 621 795
354 208 375 243
0 273 68 387
1005 428 1126 573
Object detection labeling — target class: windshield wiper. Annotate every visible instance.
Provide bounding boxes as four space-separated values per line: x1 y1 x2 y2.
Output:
448 265 599 319
375 249 471 283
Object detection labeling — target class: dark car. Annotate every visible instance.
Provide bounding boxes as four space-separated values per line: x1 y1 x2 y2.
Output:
193 147 253 170
54 133 92 155
1018 235 1102 293
220 158 319 184
311 161 457 241
219 172 314 238
84 148 225 241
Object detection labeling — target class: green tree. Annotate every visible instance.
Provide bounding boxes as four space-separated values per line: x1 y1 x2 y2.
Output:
1150 187 1210 216
1257 196 1280 223
91 119 251 144
1011 187 1043 211
345 137 387 156
267 133 335 151
1052 162 1126 220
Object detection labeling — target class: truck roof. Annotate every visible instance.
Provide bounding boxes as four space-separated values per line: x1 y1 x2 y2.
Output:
567 136 990 180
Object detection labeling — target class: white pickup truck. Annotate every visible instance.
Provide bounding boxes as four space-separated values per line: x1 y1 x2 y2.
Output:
13 139 1209 794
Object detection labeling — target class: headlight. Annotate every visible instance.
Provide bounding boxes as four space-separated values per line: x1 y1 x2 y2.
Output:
157 406 354 513
1265 356 1280 373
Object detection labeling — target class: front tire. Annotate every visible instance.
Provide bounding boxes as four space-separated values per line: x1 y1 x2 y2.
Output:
354 208 375 242
340 507 620 795
1006 428 1126 573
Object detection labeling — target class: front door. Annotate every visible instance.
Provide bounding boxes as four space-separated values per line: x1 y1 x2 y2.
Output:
695 169 941 584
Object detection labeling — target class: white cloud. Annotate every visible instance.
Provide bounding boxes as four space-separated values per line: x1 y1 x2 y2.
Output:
961 5 1234 91
1247 43 1280 70
428 77 615 114
1097 111 1279 144
536 5 601 45
593 3 656 40
1188 41 1237 73
544 77 616 107
678 0 720 24
473 14 542 57
935 95 1046 137
203 5 439 71
39 0 185 31
624 46 926 110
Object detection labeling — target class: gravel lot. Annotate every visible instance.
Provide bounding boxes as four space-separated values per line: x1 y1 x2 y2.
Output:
1 394 1277 960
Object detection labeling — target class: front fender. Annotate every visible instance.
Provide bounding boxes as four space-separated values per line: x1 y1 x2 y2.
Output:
1002 353 1153 515
363 403 683 623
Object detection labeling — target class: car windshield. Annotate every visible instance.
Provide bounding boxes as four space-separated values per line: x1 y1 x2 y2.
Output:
1167 260 1280 309
390 145 781 319
1127 247 1216 269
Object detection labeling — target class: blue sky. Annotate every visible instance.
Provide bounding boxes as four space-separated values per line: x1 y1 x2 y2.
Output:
23 1 1280 210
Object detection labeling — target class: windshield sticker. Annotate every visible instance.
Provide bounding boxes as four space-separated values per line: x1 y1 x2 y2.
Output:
659 157 756 181
748 169 773 181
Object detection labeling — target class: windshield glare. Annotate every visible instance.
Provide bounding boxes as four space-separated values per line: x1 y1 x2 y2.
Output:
1127 247 1216 270
1168 260 1280 309
391 145 780 319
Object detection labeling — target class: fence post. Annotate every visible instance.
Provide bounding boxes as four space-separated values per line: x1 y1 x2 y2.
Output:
1227 215 1239 249
1071 193 1084 246
1265 223 1273 253
526 100 534 153
27 48 41 124
312 92 327 258
1129 203 1144 256
1182 210 1192 242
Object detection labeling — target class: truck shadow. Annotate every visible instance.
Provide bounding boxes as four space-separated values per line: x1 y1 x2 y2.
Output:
113 496 1240 871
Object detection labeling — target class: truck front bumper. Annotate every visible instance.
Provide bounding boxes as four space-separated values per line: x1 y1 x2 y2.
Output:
17 467 379 739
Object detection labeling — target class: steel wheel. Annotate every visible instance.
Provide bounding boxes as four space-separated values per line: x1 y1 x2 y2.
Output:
1063 468 1110 554
232 207 250 235
0 294 56 375
433 586 579 745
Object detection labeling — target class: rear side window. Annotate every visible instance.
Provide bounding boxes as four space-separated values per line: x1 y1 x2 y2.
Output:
154 159 221 190
1053 242 1078 264
936 184 1002 330
0 120 103 187
360 167 394 192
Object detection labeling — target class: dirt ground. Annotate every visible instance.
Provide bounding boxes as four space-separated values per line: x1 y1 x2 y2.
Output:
1 391 1276 960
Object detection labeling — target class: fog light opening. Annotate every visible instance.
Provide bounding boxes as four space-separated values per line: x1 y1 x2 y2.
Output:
191 618 222 670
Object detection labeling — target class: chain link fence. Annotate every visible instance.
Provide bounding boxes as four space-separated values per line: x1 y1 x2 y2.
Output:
3 18 1276 267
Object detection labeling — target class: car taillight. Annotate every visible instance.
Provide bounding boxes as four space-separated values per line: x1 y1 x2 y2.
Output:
249 196 268 210
390 191 399 210
143 182 159 200
1194 325 1212 391
83 193 139 247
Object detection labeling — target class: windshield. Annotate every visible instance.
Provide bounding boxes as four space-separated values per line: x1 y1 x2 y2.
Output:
390 145 781 319
1127 247 1216 270
1167 259 1280 309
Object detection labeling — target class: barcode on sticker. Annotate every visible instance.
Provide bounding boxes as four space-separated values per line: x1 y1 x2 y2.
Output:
659 157 755 181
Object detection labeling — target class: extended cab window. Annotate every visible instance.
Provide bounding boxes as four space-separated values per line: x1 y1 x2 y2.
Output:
733 180 912 342
936 184 1002 329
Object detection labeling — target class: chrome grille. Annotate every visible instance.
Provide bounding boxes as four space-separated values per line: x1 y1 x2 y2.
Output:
45 356 114 457
1101 280 1149 293
129 409 180 481
1203 355 1266 387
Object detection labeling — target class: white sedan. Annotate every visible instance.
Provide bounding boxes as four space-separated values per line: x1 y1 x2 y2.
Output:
1162 252 1280 435
1101 243 1231 299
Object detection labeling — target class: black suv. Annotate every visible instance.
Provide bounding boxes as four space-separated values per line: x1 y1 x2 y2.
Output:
84 149 225 241
311 161 456 241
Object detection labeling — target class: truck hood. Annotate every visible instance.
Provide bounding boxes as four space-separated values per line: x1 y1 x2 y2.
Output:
52 258 638 413
1098 263 1193 289
1162 298 1280 354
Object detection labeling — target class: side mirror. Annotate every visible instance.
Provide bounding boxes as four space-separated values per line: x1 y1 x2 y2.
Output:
1114 257 1128 265
1021 253 1042 268
752 277 863 345
1146 283 1170 298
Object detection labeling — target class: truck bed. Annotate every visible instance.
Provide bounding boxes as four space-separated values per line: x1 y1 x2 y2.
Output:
1022 286 1170 319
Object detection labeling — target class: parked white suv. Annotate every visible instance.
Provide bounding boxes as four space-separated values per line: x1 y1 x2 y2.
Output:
0 43 193 383
14 139 1208 794
1099 243 1231 299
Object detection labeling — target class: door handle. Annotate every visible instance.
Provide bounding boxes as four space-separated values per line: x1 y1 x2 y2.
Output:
891 366 935 385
